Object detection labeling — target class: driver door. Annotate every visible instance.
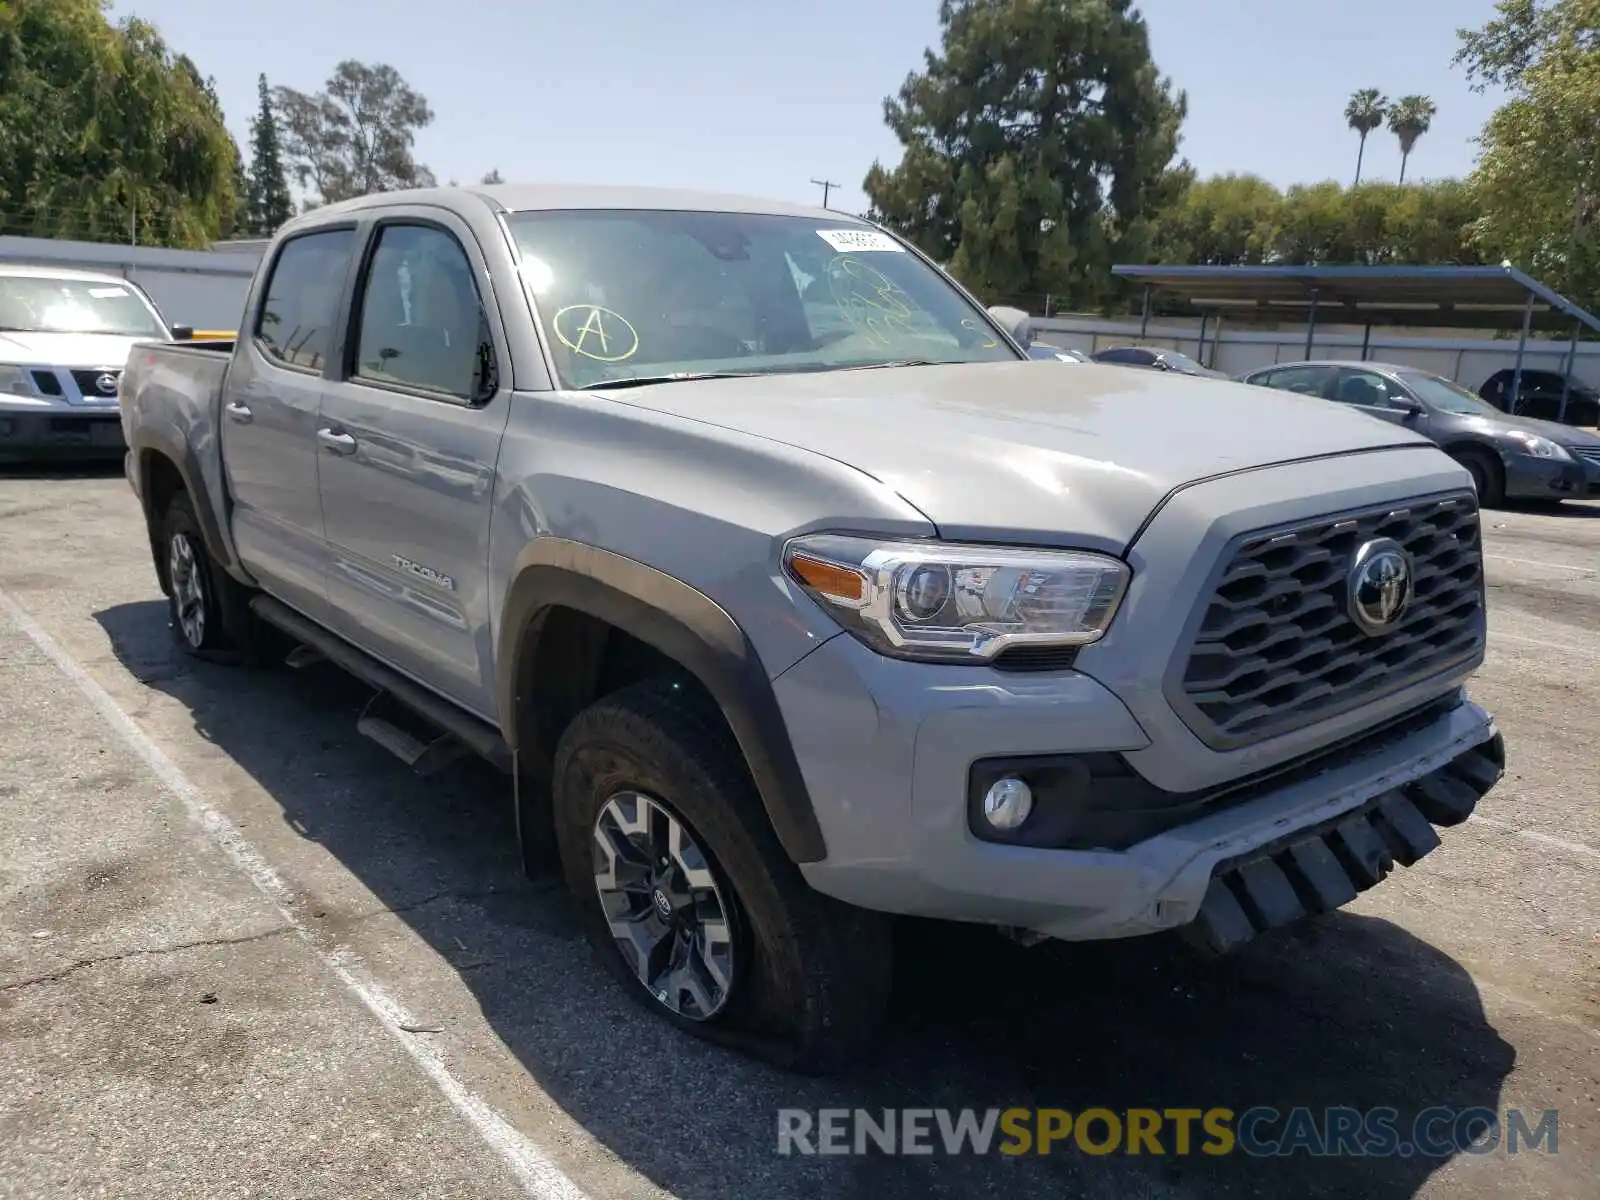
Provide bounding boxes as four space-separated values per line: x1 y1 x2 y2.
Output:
1332 368 1425 429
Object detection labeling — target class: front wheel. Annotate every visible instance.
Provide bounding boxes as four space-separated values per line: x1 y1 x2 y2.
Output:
1455 449 1505 508
552 678 893 1073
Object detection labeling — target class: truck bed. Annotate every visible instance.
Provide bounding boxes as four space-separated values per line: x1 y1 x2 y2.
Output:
119 338 237 561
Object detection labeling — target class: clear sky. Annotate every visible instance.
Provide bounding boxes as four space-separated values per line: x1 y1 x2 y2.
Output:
110 0 1509 215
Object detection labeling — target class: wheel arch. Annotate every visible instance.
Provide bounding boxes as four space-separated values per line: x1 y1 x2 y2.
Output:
131 429 245 591
496 539 827 864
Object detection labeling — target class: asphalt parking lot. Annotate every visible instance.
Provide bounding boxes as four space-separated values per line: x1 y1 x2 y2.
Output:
1 466 1595 1200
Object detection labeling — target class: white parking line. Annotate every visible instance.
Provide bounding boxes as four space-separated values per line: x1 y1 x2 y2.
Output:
1488 629 1600 661
0 589 590 1200
1483 552 1598 575
1468 814 1600 864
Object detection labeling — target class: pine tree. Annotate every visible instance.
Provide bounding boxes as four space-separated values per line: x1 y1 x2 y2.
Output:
245 74 294 236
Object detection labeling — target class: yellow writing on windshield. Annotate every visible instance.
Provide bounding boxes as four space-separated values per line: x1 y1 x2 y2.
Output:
553 305 639 362
827 256 919 347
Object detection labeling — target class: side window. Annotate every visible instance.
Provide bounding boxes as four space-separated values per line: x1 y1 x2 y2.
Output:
1099 348 1135 364
1334 369 1405 407
353 224 493 401
255 229 356 372
1262 366 1332 396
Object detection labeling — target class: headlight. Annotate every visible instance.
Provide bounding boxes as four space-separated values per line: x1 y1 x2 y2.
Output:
0 365 37 398
1504 430 1573 461
782 534 1130 662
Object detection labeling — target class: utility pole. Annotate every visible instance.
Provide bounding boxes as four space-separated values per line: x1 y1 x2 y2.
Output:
810 178 839 210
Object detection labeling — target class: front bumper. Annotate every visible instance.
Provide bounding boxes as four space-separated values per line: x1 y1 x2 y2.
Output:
1503 451 1594 499
0 407 126 461
780 630 1501 945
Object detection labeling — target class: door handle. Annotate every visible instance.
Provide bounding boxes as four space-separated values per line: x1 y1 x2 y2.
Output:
225 401 252 424
317 427 358 455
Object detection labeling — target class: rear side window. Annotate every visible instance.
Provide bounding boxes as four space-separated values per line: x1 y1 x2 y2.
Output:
255 229 356 372
1260 365 1332 396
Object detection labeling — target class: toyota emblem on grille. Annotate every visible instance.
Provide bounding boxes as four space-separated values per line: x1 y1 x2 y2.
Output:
1347 538 1414 636
94 372 119 396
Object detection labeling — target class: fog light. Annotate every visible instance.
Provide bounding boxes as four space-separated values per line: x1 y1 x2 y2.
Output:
982 776 1033 831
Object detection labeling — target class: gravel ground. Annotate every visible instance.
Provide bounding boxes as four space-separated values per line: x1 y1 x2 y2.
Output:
0 464 1595 1200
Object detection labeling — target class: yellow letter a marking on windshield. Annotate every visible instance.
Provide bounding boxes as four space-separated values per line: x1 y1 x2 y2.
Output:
574 307 611 356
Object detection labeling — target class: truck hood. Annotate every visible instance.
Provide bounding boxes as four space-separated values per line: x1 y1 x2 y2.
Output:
0 329 151 368
606 361 1435 551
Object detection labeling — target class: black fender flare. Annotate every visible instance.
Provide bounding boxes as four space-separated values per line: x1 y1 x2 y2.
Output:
496 539 827 864
131 427 248 585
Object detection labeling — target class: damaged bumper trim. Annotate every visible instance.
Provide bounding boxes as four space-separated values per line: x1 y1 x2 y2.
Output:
1186 731 1506 954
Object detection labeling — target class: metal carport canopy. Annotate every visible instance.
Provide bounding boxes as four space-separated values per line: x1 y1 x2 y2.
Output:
1110 263 1600 334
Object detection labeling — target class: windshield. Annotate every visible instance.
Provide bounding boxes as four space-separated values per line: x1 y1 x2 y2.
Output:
1397 371 1505 417
505 210 1020 387
1161 350 1205 373
0 275 167 338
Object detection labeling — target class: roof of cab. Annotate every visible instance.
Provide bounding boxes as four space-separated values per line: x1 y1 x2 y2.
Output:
0 262 133 286
294 183 858 225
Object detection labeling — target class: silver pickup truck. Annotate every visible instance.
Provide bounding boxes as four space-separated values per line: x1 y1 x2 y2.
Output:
119 184 1505 1072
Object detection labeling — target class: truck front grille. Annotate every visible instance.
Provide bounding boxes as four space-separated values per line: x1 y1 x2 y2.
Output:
1173 492 1485 751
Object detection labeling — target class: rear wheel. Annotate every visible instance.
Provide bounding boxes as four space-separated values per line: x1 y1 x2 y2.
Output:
552 677 893 1073
159 493 257 661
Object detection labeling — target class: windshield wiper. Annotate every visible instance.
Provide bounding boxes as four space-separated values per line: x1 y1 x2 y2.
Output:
579 371 763 390
832 359 947 371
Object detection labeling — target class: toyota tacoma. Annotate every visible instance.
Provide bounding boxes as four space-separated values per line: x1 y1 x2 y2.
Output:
118 184 1504 1071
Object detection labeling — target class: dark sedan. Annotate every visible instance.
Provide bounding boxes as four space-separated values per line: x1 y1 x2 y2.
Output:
1238 360 1600 506
1028 342 1089 362
1479 368 1600 427
1091 344 1227 378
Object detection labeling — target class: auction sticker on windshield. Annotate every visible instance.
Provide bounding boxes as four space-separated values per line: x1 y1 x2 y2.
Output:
816 229 904 253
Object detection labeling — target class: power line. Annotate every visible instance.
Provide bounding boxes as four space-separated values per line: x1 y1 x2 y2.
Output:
810 178 839 210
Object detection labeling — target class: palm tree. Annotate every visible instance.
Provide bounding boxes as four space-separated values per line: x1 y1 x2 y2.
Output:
1344 89 1388 185
1388 95 1438 184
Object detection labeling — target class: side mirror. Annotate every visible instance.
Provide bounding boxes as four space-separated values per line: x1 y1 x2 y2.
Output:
1397 399 1424 417
986 305 1033 349
169 324 194 341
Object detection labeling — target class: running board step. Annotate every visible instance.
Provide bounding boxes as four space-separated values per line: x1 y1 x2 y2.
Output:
356 690 472 777
248 594 513 775
284 644 326 670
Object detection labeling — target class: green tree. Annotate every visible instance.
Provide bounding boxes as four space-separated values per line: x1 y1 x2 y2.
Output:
480 168 504 184
1344 89 1388 184
1146 173 1282 265
245 73 294 236
1145 176 1479 268
273 61 435 205
1387 95 1437 183
0 0 241 247
1458 0 1600 308
863 0 1186 309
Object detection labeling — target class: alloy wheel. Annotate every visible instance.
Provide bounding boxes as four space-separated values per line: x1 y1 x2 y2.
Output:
168 532 206 648
592 790 736 1020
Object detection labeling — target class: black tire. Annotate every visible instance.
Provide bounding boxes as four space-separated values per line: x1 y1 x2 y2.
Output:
1455 448 1505 508
552 677 893 1074
158 493 257 662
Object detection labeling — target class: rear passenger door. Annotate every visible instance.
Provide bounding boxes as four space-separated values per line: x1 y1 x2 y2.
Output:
315 213 512 718
1255 365 1337 399
221 226 357 622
